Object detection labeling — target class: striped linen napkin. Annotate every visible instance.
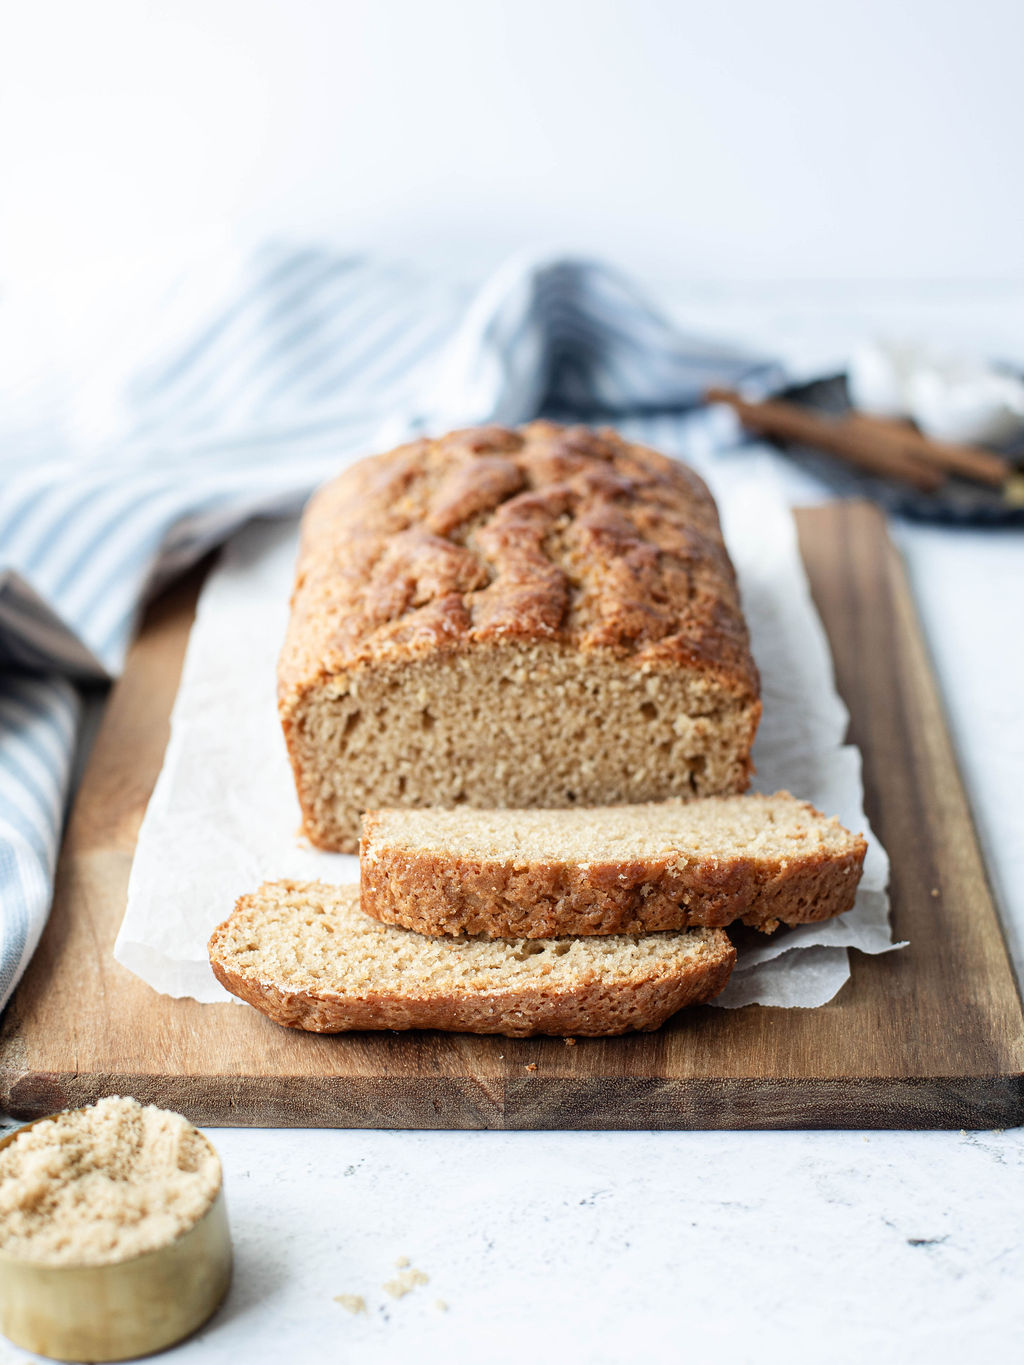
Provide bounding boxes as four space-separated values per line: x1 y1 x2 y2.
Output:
0 248 780 1010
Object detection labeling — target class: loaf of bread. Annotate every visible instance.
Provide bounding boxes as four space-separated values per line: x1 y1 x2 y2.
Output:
279 421 761 852
208 882 736 1037
360 792 867 938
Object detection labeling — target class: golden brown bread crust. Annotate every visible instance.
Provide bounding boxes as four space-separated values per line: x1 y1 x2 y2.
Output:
278 419 759 704
208 952 735 1038
207 885 737 1038
360 812 868 938
278 421 759 692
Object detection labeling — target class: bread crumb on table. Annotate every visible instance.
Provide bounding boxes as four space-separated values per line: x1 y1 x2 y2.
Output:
525 1062 538 1072
434 1299 449 1312
383 1267 429 1299
333 1294 367 1315
564 1037 577 1046
394 1255 410 1268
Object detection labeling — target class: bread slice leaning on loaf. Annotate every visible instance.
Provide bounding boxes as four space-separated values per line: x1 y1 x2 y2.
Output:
208 883 736 1037
278 421 761 853
360 792 867 938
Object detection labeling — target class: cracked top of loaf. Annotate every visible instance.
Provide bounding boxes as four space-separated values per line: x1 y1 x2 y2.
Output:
278 420 759 704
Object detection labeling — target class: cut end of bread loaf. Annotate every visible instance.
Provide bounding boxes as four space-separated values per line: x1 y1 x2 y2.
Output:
360 792 867 938
208 882 736 1037
283 643 759 852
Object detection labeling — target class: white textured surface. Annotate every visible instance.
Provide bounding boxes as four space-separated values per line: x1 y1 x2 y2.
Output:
198 1127 1024 1362
5 288 1022 1364
1 1125 1021 1365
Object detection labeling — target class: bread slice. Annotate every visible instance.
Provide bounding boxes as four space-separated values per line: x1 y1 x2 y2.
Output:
360 792 867 938
208 882 736 1037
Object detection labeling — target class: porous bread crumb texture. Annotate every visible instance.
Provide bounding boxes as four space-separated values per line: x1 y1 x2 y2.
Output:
0 1097 221 1267
208 882 736 1037
360 792 868 937
279 421 761 853
290 648 758 854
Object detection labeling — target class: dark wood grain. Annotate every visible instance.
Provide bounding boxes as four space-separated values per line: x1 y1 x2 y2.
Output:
2 503 1022 1129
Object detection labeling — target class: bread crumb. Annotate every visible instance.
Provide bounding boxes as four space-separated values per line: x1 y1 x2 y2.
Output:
564 1037 576 1046
333 1294 366 1315
394 1254 410 1268
435 1299 449 1312
930 887 940 898
383 1267 429 1299
525 1062 538 1072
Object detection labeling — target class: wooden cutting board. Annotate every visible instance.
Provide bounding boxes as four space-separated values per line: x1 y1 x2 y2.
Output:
2 502 1022 1130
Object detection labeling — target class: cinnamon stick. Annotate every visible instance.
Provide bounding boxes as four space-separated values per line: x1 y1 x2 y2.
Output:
706 389 945 492
844 412 1011 488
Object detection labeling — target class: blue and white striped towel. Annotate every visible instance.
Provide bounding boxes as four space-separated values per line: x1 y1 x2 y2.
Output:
0 249 781 1010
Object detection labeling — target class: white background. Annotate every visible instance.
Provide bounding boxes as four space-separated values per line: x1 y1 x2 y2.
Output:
2 0 1024 289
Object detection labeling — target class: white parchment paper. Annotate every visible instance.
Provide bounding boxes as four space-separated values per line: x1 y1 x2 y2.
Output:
115 461 900 1007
